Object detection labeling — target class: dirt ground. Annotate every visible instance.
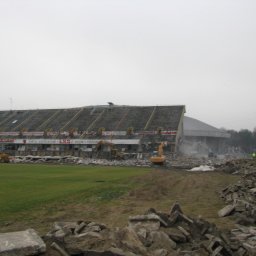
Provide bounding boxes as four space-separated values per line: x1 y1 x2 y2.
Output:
0 168 239 236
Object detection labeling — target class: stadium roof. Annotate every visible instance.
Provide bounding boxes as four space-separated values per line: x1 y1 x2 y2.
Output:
0 105 185 133
184 116 230 138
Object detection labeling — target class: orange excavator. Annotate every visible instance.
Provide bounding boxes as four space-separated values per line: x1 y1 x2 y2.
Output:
150 142 166 165
0 153 10 163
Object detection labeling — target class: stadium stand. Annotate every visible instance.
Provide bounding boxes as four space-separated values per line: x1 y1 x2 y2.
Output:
117 107 155 131
147 106 185 131
1 110 32 131
0 105 186 156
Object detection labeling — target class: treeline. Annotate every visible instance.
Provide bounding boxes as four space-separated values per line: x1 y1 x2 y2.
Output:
225 129 256 153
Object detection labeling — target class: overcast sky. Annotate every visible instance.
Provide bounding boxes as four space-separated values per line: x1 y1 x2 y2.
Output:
0 0 255 131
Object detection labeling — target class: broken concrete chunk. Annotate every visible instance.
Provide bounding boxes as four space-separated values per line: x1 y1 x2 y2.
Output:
168 211 180 224
242 242 256 255
163 228 186 243
136 228 147 239
177 226 190 238
0 229 46 256
235 204 246 212
249 188 256 194
129 219 160 232
129 213 168 231
109 247 138 256
115 227 148 255
170 202 183 215
179 213 194 224
84 224 102 233
74 221 86 234
212 245 223 256
54 229 66 240
53 221 77 233
236 247 247 256
236 214 255 226
129 213 168 227
75 231 102 239
149 231 176 250
151 248 169 256
248 227 256 236
226 193 233 202
153 212 170 227
129 213 160 222
218 204 235 217
51 242 69 256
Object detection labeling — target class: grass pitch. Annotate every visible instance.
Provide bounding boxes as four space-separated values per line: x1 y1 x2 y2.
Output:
0 164 149 221
0 164 239 233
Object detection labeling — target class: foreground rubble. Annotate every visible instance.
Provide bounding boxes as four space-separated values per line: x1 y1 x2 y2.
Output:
218 170 256 254
219 171 256 223
1 204 255 255
42 203 252 256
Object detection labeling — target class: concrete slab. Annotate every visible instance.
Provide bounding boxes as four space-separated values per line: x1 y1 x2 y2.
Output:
218 204 235 217
0 229 46 256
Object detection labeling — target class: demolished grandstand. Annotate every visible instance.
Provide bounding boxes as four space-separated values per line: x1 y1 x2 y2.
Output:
0 105 185 157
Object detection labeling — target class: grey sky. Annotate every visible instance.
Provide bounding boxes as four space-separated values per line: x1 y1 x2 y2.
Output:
0 0 255 131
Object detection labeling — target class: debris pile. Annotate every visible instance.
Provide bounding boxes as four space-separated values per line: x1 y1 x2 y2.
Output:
166 155 224 170
219 172 256 222
78 158 151 167
215 159 256 174
167 156 211 170
43 203 250 256
11 155 151 167
218 171 256 254
11 155 226 169
230 225 256 255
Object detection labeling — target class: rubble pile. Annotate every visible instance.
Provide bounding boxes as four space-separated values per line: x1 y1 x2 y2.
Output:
219 172 256 222
11 155 227 169
215 159 256 174
167 156 223 170
43 203 250 256
230 225 256 255
218 172 256 254
78 158 151 167
11 155 151 167
166 156 209 169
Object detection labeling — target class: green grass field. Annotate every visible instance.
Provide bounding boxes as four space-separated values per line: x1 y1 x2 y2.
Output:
0 164 239 234
0 164 149 222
